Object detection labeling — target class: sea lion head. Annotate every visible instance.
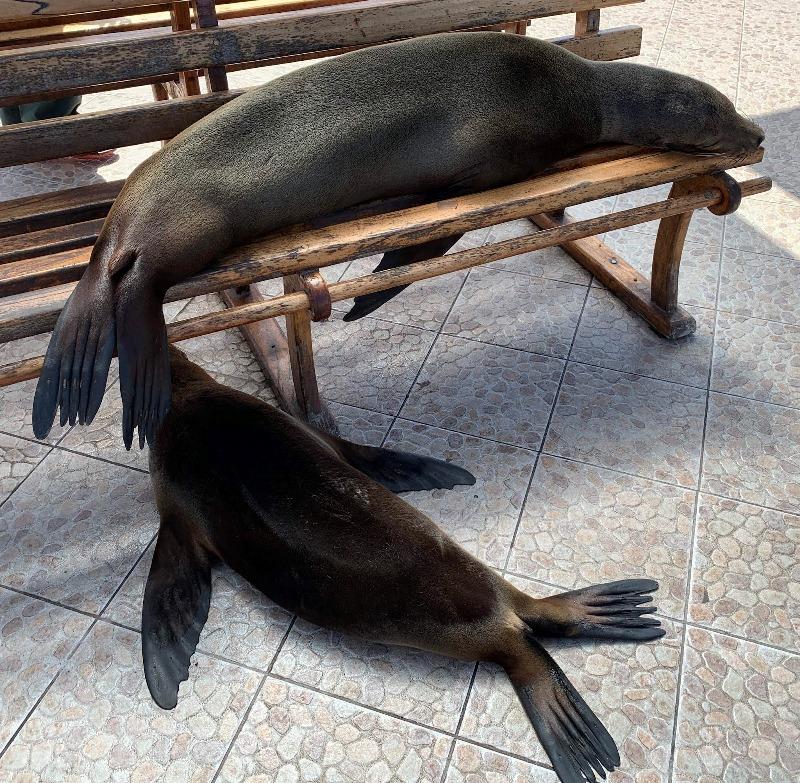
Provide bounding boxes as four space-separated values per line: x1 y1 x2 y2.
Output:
600 65 765 154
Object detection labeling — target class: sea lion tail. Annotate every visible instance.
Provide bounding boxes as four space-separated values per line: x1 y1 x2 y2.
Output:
32 269 116 439
142 514 211 710
508 634 620 783
326 436 476 492
343 234 463 322
520 578 665 642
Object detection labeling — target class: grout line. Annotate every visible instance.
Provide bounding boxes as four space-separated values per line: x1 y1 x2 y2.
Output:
210 616 297 782
0 441 54 512
0 583 97 620
440 664 480 782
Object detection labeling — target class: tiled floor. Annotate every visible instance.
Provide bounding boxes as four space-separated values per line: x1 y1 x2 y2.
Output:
1 2 799 781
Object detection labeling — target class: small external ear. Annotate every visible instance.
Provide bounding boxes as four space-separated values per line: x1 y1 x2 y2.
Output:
141 515 211 710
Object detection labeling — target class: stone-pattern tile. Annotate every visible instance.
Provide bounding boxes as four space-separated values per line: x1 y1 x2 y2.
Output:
482 219 592 284
571 289 714 387
177 295 268 384
724 196 800 263
673 628 800 783
338 254 468 332
544 363 707 487
0 622 260 782
384 421 537 567
443 269 586 359
719 248 800 325
0 435 49 503
313 314 436 415
104 545 293 672
602 229 721 309
508 455 695 618
460 576 683 782
0 588 91 750
328 402 394 447
712 312 800 407
401 335 563 450
217 679 452 783
690 495 800 650
445 742 557 783
0 449 157 613
702 393 800 514
273 619 474 732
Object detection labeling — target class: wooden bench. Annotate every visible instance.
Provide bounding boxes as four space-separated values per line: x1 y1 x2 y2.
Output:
0 0 771 435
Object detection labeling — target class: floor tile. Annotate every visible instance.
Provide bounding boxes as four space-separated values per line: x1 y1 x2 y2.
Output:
724 196 800 262
384 420 537 567
689 494 800 650
601 229 721 309
0 434 49 503
719 248 800 325
571 289 714 387
442 269 586 359
460 575 683 781
338 254 467 332
104 544 293 672
329 402 394 446
544 363 706 487
0 449 157 613
0 622 260 782
445 742 557 783
217 678 452 783
313 314 437 415
481 219 592 284
712 312 800 407
508 455 695 618
673 627 799 783
401 335 563 450
0 588 91 751
702 393 800 513
272 619 474 732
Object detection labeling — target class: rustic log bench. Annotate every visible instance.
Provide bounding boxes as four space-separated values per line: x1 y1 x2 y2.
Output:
0 0 771 435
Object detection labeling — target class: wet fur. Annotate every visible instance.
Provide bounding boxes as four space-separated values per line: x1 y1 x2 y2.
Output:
143 349 666 782
32 32 764 445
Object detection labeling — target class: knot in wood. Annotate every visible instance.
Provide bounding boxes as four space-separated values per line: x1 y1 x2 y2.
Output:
300 270 332 322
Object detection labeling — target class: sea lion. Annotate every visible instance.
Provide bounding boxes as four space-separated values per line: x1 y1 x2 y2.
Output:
142 347 666 783
32 31 764 448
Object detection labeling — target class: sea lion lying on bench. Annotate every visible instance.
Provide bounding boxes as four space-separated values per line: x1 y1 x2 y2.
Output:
32 31 763 448
142 347 665 783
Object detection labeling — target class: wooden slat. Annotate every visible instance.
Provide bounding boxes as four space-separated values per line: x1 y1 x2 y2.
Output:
0 149 767 343
0 219 102 265
554 24 640 60
0 180 122 237
0 0 163 22
0 0 644 101
0 89 242 165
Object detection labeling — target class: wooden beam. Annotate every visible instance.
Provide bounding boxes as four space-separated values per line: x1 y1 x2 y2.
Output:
0 90 243 165
0 0 645 101
0 219 102 265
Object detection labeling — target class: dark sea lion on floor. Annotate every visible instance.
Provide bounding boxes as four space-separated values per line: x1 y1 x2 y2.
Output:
32 31 764 448
142 347 666 783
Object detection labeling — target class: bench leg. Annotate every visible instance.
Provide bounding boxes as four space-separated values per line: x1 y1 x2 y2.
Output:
220 284 339 434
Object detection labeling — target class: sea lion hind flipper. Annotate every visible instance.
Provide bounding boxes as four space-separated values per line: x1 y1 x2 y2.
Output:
523 578 665 642
511 635 620 782
343 233 463 322
32 274 116 438
141 516 211 710
331 439 476 492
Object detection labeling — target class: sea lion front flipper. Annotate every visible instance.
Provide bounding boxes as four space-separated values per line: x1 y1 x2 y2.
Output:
141 515 211 710
343 234 463 321
326 437 476 492
511 636 620 783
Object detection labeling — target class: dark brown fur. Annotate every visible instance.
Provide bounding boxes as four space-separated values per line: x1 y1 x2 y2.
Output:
142 349 665 783
32 31 763 448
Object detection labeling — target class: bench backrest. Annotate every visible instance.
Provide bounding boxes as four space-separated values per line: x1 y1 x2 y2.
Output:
0 0 644 166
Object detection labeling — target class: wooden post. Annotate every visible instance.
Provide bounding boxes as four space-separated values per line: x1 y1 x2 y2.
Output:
651 172 741 314
575 9 601 35
191 0 229 93
153 2 200 101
